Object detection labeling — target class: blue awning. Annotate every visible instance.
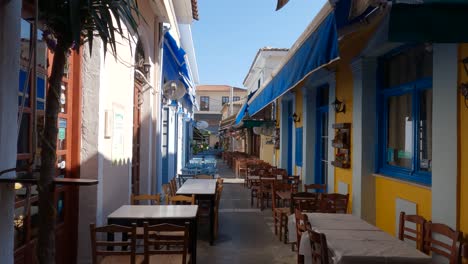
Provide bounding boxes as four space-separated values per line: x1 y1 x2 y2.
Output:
163 32 195 109
246 11 339 117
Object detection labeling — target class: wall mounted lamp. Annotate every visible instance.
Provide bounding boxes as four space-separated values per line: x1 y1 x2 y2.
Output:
460 57 468 109
143 62 151 75
292 112 300 123
332 97 346 113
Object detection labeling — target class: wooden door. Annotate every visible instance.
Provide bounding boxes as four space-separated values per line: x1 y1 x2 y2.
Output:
14 24 80 263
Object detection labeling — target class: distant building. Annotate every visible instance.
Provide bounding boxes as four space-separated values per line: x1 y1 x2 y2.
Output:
194 85 247 146
242 47 288 162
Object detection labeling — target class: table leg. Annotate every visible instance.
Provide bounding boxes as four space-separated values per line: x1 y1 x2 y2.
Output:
191 218 198 264
209 196 215 245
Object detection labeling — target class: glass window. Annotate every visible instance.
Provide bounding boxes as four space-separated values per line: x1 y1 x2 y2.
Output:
379 44 433 185
200 96 209 111
386 93 413 169
222 96 229 105
382 45 432 88
233 96 240 102
419 89 432 172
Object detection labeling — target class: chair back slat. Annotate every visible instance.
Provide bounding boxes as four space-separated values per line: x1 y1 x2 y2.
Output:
423 221 462 264
321 193 349 213
294 209 310 249
291 192 321 214
131 194 161 205
170 194 196 205
162 184 172 204
398 212 427 251
90 223 137 264
143 222 190 263
307 225 329 264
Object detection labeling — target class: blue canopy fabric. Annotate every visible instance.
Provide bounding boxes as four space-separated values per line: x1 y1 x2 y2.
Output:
234 89 258 125
163 32 195 109
246 12 339 117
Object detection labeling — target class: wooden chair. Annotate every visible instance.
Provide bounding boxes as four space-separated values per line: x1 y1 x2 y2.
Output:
131 194 161 205
306 224 329 264
216 177 224 185
423 221 463 264
321 193 349 213
290 192 321 214
130 194 161 238
304 184 327 193
294 209 309 263
169 179 177 196
169 194 195 205
90 223 141 264
162 184 172 204
272 182 292 243
286 175 301 193
398 212 427 251
462 242 468 261
258 175 276 210
143 222 191 264
194 174 213 179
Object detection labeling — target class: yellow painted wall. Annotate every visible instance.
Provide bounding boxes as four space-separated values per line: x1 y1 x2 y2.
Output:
294 88 304 176
260 135 275 164
458 44 468 242
375 176 432 236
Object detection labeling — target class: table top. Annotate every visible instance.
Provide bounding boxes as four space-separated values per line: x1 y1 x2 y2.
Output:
177 179 217 195
294 213 430 264
303 213 380 231
108 205 199 219
276 191 291 200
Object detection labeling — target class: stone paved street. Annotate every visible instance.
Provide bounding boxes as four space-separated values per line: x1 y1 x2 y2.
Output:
197 160 295 264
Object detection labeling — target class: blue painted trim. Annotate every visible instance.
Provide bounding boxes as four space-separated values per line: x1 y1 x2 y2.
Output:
287 101 293 175
295 127 303 167
376 46 433 186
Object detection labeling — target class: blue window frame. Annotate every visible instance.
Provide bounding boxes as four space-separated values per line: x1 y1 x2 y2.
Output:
377 45 433 185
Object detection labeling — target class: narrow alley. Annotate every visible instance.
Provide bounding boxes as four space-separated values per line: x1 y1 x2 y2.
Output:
198 160 295 264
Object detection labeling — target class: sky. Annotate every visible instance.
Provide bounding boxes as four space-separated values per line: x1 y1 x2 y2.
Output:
191 0 327 88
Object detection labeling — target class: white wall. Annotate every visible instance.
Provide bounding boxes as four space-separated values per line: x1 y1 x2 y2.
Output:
0 2 21 262
432 44 458 229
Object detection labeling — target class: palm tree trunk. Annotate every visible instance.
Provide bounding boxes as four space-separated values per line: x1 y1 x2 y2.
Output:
37 40 68 264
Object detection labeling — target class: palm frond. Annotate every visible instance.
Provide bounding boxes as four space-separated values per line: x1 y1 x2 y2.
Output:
39 0 142 56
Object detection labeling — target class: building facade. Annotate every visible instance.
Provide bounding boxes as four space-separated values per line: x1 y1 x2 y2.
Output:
194 85 247 146
237 2 468 261
242 48 288 165
0 0 199 263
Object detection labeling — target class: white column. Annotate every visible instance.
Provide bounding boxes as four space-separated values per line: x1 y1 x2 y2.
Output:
432 44 458 228
351 57 378 224
327 75 336 193
0 1 21 263
77 41 103 264
302 86 317 184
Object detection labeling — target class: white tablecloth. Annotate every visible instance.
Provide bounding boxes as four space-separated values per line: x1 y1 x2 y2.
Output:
290 213 431 264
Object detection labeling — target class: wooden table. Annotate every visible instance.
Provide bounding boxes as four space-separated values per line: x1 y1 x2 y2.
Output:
291 213 431 264
107 205 199 264
177 179 217 245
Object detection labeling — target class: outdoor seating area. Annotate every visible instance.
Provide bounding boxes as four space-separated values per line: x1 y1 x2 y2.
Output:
220 151 468 264
89 166 224 264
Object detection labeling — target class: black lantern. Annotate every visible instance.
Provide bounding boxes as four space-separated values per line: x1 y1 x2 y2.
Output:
331 97 346 113
292 112 300 123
